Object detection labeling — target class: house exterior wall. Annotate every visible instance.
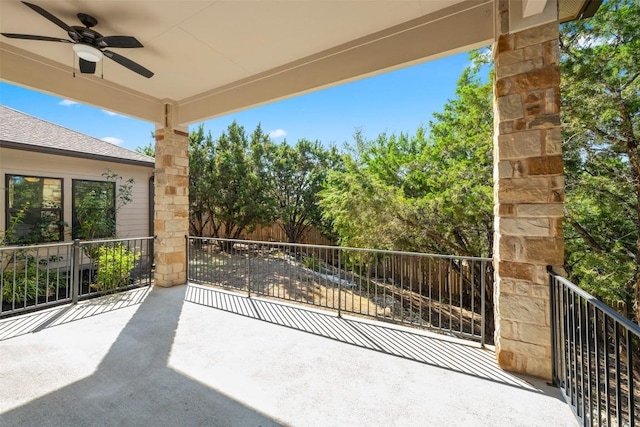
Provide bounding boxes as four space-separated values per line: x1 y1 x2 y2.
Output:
0 147 153 240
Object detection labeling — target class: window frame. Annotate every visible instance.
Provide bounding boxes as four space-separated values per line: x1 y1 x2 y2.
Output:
5 174 64 243
71 179 117 240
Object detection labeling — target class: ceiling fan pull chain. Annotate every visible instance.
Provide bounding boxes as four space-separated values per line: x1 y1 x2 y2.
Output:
101 60 104 79
72 50 76 78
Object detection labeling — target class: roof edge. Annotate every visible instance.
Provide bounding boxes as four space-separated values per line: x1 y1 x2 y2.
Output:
0 140 155 168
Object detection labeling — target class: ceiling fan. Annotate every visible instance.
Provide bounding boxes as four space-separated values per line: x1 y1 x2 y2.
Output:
1 1 154 78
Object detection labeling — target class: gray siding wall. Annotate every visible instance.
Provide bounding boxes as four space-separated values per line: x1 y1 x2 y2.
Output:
0 148 153 240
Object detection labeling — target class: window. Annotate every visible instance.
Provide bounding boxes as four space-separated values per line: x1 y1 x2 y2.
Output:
72 180 116 240
6 175 63 244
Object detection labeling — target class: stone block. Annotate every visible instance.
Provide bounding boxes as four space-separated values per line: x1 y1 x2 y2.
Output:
497 177 550 203
497 49 524 66
531 285 550 299
526 155 563 176
498 203 516 216
497 160 514 179
514 22 558 49
545 128 562 155
497 60 538 79
512 322 550 346
499 235 523 261
497 349 516 370
523 44 543 60
517 203 563 217
510 67 560 92
155 263 172 275
526 114 561 129
499 337 547 358
499 294 547 325
523 237 564 264
167 220 188 232
499 120 513 134
512 160 524 177
544 88 560 114
498 261 534 281
524 356 552 380
525 102 542 116
542 40 559 66
497 94 524 120
497 130 542 159
499 218 550 236
525 89 544 104
497 33 515 52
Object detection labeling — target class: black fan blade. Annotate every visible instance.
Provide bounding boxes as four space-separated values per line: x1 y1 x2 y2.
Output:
79 58 96 74
22 2 79 37
97 36 143 48
1 33 71 43
103 50 153 78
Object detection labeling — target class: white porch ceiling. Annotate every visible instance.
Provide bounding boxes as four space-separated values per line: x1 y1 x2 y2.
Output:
0 0 588 126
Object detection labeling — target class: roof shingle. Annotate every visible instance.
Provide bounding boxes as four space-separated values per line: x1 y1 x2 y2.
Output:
0 105 155 166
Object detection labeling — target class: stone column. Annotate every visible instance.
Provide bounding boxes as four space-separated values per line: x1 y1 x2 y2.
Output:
493 20 563 379
154 104 189 287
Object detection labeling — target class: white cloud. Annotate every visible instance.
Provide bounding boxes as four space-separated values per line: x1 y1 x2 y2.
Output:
58 99 78 107
101 109 125 117
101 136 124 145
268 129 287 139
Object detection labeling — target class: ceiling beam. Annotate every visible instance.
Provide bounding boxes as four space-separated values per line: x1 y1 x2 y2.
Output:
177 0 493 126
0 43 164 124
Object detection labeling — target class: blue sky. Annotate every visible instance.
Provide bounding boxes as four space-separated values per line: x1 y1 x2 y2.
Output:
0 52 473 152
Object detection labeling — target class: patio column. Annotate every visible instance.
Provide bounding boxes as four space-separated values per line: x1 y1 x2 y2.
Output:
154 103 189 287
493 4 563 379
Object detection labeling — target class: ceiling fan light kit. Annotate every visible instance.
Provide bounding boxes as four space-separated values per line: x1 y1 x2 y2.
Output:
1 1 153 78
72 43 102 62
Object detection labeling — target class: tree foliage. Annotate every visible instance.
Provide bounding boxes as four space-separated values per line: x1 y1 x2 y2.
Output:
188 122 275 240
560 0 640 320
319 66 493 256
262 139 340 243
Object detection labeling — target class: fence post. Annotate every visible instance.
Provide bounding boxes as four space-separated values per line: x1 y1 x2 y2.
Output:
337 248 342 318
72 239 80 304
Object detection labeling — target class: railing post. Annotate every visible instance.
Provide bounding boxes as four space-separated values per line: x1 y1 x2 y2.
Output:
480 260 486 348
185 235 189 283
547 265 557 386
337 248 342 318
247 246 251 298
72 239 80 304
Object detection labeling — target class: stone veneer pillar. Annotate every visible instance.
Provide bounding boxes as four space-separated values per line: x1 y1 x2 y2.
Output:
493 20 564 379
154 104 189 287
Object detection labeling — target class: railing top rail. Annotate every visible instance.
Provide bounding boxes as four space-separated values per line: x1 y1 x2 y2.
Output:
0 241 74 251
549 269 640 337
188 236 492 262
77 236 154 245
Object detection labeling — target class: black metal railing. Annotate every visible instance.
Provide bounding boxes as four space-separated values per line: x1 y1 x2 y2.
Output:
0 237 153 317
187 236 493 345
549 268 640 427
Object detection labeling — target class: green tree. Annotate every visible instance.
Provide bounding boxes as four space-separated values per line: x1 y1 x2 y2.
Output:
187 122 275 240
263 139 339 243
135 142 155 157
319 65 493 257
188 124 215 236
560 0 640 321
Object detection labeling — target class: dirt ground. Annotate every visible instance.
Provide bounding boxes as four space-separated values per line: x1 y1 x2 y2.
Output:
188 247 486 340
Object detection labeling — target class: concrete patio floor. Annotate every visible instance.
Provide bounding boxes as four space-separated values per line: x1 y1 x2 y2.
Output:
0 284 576 427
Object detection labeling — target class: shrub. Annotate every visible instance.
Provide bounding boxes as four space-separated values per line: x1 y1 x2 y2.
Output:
303 255 322 273
92 244 140 292
1 255 62 304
